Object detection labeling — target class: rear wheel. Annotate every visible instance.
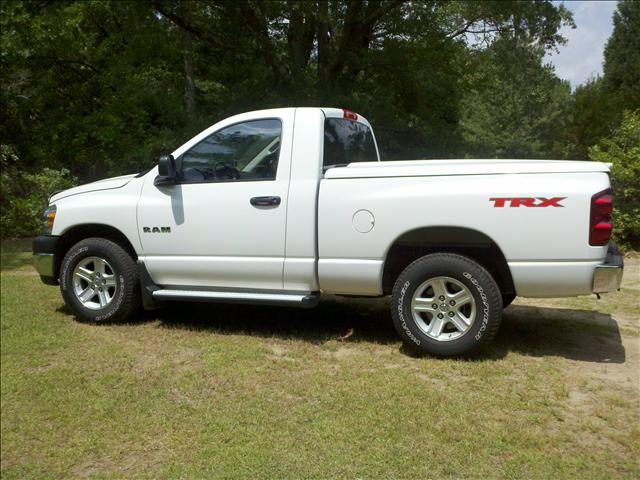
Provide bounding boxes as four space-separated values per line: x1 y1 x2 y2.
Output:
60 238 140 323
390 253 502 356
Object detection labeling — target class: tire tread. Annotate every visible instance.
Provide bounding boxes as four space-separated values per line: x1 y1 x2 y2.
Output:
60 237 140 323
390 252 502 356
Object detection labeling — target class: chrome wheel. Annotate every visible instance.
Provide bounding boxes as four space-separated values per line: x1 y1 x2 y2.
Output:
411 276 476 342
72 256 117 310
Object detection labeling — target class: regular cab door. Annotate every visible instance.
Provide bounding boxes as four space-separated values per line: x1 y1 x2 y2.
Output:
137 114 294 290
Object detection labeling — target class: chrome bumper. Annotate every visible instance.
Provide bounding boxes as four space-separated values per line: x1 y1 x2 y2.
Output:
33 253 55 277
32 235 60 285
593 253 624 294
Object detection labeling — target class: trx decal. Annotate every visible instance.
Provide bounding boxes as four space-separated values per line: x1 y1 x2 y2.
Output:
143 226 171 233
489 197 566 208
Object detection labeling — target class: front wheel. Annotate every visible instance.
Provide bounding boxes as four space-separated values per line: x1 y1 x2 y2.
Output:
390 253 502 357
60 238 140 323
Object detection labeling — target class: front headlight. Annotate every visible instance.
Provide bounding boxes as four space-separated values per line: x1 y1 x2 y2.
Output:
43 205 56 234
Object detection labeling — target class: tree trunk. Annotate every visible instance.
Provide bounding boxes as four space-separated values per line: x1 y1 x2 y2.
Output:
317 0 330 82
182 2 196 120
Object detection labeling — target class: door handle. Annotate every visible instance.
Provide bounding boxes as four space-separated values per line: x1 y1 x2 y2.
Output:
250 196 281 207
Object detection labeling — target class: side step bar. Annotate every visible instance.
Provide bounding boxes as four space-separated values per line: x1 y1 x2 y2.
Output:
137 261 319 309
152 289 320 308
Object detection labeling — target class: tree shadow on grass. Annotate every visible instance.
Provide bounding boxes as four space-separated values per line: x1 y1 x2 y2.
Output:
138 297 626 363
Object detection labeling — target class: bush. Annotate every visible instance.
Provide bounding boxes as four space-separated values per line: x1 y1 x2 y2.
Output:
589 110 640 250
1 145 77 237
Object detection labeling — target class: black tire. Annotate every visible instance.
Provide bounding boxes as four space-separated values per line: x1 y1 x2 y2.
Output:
60 238 140 323
502 293 516 308
390 253 502 357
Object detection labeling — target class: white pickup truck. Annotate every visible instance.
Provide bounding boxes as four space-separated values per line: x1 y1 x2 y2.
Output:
33 107 623 356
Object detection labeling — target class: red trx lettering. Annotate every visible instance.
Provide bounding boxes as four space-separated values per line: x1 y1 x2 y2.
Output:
490 197 566 208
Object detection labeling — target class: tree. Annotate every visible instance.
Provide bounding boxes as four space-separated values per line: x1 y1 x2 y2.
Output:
1 0 574 172
0 0 187 179
589 110 640 249
460 38 572 159
603 0 640 111
0 0 577 236
561 78 615 159
560 0 640 161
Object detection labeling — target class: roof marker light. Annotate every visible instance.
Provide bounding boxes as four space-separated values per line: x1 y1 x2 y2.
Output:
343 109 358 121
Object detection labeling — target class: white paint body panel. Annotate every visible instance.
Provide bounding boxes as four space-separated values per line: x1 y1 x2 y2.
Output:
48 107 612 299
50 177 144 254
318 171 609 296
137 109 296 288
324 159 609 179
50 174 138 203
282 108 325 291
507 261 601 297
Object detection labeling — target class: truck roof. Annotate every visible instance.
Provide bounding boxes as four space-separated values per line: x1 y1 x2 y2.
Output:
221 107 373 128
319 108 373 128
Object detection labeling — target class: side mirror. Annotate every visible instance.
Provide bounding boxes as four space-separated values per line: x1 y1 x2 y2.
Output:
155 154 177 186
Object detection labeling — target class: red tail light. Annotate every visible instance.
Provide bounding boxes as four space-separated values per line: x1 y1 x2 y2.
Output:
342 109 358 121
589 188 613 246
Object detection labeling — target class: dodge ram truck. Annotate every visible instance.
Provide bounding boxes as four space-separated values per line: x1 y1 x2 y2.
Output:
33 107 624 356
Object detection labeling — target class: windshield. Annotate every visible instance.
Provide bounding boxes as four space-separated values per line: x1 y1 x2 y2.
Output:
323 118 378 169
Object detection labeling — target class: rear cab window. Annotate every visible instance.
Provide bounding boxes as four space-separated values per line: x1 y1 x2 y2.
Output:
323 116 379 170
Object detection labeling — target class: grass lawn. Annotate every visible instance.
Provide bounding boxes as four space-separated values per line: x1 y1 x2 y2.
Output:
1 238 638 479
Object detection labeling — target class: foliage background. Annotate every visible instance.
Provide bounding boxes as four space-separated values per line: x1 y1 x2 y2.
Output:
0 0 638 247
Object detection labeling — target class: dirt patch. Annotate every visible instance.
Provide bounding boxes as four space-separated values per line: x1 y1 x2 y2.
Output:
2 269 37 276
268 344 289 357
570 332 640 389
414 372 450 388
70 439 173 478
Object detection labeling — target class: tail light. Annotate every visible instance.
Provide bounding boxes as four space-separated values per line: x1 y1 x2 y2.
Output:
589 189 612 246
342 109 358 121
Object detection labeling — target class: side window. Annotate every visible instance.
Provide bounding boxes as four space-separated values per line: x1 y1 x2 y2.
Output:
181 119 282 183
323 118 378 169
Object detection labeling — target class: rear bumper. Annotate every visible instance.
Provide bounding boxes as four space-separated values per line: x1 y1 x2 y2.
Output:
593 247 624 294
33 235 60 285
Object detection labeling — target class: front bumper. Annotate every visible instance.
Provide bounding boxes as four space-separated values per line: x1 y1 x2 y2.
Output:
592 245 624 294
33 235 60 285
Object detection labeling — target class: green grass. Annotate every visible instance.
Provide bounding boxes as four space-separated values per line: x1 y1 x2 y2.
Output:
1 239 638 479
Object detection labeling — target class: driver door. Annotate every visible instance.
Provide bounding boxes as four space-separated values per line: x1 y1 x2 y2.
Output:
137 114 293 290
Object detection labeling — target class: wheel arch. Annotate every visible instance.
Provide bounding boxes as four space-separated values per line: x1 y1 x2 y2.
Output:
381 226 515 297
54 224 138 280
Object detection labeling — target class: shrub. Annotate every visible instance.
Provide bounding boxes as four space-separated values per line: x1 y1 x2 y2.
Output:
589 110 640 250
1 145 77 237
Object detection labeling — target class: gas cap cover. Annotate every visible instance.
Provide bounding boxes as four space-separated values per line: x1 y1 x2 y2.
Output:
352 209 375 233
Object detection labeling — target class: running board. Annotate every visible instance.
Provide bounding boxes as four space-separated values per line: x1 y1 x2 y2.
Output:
152 289 320 308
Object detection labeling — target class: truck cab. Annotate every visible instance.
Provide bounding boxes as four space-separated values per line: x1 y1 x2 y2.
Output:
137 107 376 293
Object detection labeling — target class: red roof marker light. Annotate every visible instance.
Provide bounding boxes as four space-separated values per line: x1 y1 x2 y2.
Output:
343 109 358 121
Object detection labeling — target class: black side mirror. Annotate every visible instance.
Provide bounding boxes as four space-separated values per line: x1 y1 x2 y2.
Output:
155 154 177 186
